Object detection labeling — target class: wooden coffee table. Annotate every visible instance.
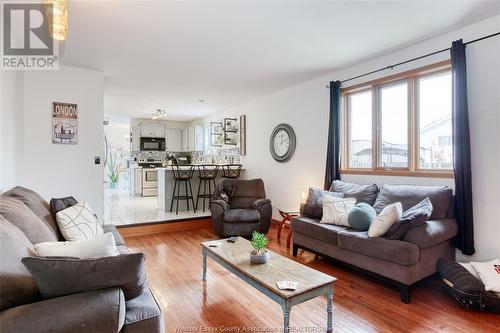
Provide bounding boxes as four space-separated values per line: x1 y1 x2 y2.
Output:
201 237 336 332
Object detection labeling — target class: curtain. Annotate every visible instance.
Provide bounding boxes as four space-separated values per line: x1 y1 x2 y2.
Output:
451 39 475 255
324 81 342 190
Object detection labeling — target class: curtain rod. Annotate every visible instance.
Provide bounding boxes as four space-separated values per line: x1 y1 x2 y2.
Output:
326 31 500 87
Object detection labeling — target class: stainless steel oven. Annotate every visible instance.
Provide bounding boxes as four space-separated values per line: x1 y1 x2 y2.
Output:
142 168 158 197
140 137 165 151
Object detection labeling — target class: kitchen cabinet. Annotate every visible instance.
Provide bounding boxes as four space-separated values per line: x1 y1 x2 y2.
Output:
129 168 143 196
165 129 182 152
130 124 141 151
181 125 204 151
141 123 164 138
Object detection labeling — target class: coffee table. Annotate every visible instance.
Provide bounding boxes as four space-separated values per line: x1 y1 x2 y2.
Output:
201 237 336 332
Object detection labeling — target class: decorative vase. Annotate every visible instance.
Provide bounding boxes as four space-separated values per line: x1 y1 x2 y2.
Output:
250 250 269 264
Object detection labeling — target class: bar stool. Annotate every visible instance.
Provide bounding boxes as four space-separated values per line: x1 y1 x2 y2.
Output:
222 164 242 179
195 165 219 212
170 165 196 215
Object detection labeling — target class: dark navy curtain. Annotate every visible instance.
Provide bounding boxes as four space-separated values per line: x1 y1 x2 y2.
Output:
451 39 475 255
324 81 342 190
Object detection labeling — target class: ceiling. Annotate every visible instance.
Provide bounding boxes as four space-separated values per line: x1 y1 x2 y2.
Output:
60 1 500 121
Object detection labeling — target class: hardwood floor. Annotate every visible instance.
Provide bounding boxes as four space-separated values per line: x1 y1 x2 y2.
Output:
123 224 500 333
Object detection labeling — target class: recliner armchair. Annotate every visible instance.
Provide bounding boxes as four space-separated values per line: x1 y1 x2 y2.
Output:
210 179 272 237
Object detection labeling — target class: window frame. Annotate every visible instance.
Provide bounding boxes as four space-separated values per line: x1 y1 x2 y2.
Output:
341 60 454 179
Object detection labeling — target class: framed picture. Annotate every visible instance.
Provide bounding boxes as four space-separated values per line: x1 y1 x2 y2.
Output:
52 102 78 144
210 122 223 146
240 115 246 155
224 131 237 146
224 118 238 132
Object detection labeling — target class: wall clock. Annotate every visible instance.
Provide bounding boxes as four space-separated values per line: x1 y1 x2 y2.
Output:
269 123 296 162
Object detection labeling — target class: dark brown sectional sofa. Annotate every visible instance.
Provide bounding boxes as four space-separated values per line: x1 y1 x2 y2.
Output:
291 181 458 303
0 186 164 333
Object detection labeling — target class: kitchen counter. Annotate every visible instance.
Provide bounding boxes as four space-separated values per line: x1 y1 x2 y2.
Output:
157 164 244 212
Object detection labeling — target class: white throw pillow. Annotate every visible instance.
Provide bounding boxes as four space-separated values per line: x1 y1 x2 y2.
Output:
471 259 500 292
321 195 356 226
368 202 402 237
35 232 117 258
56 201 104 241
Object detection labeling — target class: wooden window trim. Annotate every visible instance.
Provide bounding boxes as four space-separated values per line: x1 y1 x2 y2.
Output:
340 60 454 179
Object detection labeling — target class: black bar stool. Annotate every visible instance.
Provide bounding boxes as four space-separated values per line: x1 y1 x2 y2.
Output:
222 164 242 179
195 165 219 212
170 165 196 215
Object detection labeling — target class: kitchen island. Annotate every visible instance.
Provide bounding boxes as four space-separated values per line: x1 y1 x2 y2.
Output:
157 164 243 213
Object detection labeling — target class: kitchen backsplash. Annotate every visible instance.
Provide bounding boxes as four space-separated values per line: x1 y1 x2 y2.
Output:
130 147 241 164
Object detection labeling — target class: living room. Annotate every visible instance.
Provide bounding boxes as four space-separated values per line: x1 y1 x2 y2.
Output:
1 1 499 332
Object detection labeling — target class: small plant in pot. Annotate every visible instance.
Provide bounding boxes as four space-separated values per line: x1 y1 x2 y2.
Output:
250 231 269 264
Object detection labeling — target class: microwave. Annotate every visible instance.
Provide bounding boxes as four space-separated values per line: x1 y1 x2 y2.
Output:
140 137 165 151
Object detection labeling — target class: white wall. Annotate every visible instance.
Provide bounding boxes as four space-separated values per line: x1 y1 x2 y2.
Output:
195 15 500 261
1 66 105 220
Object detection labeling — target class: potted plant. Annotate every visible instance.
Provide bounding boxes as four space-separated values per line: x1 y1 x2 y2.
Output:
250 231 269 264
107 152 119 188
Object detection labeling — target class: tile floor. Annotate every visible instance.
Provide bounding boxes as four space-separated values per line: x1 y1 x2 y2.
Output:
103 189 210 226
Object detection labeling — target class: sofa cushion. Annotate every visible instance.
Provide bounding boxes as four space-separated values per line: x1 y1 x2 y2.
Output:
373 184 452 219
291 216 347 245
49 196 78 219
337 229 420 265
0 217 40 311
217 179 265 209
302 187 343 218
22 253 147 300
0 196 58 244
385 197 433 240
123 288 164 333
1 186 61 240
329 180 379 206
224 209 260 223
402 219 458 248
0 288 126 333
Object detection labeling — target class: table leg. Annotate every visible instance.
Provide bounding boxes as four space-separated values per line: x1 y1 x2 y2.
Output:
286 229 293 248
202 247 207 281
327 284 334 332
277 217 286 241
282 300 291 333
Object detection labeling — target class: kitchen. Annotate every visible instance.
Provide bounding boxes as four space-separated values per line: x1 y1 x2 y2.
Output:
103 113 244 226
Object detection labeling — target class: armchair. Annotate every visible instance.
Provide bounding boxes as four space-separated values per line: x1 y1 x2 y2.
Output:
211 179 272 237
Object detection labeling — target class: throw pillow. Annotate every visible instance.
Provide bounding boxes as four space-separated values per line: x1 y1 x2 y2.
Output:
219 191 230 203
321 196 356 226
385 197 433 240
471 259 500 293
302 187 344 218
50 196 78 220
348 203 376 231
56 201 104 241
368 202 402 237
22 253 146 300
34 232 117 258
329 180 379 206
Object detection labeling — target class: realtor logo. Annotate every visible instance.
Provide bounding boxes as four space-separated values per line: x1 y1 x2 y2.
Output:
1 2 59 70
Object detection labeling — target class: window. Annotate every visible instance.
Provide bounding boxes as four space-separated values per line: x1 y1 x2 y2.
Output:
342 61 453 177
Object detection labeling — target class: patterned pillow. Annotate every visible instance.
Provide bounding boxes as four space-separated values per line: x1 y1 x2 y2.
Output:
56 202 104 241
321 195 356 226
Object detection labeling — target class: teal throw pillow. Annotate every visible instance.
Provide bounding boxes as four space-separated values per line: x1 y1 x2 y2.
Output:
348 203 376 231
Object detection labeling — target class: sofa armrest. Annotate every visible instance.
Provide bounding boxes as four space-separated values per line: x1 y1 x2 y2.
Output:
0 288 125 333
103 225 126 246
210 199 230 236
402 219 458 248
252 199 272 234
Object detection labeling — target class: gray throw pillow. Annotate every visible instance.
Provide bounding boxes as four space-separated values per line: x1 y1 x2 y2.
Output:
22 253 147 300
302 187 343 218
50 196 78 220
329 180 379 206
385 197 433 240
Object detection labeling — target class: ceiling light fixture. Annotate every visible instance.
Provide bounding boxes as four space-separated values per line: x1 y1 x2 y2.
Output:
152 109 167 120
44 0 68 41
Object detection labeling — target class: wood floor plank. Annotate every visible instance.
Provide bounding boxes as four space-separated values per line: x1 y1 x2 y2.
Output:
122 224 500 333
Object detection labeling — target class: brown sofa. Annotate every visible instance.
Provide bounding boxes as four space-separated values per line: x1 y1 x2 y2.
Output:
0 186 164 333
291 181 458 303
211 178 272 237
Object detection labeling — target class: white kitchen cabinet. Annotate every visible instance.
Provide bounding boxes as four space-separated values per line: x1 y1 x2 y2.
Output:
130 124 141 151
165 129 182 152
181 125 204 151
129 168 142 196
181 128 189 151
141 123 164 138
